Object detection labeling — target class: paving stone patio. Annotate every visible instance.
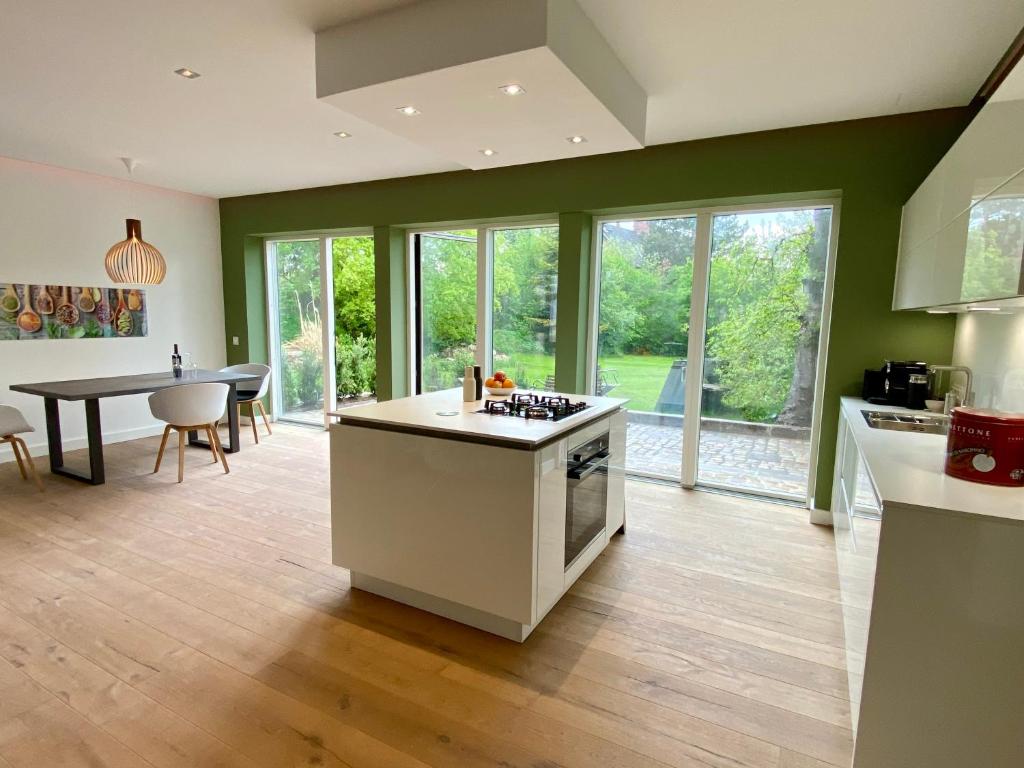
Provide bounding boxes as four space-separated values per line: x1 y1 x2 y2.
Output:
626 420 810 498
286 401 811 500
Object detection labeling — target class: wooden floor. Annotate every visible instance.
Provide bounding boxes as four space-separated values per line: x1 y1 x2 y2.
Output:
0 424 852 768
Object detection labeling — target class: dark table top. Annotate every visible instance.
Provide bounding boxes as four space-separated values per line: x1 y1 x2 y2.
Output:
10 369 262 401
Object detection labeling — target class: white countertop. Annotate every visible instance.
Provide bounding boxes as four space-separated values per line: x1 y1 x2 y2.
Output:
334 389 628 449
841 397 1024 523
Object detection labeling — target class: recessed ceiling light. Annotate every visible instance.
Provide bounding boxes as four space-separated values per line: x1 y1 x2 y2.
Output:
479 148 497 157
499 84 525 96
174 68 200 79
396 105 420 116
567 135 587 144
334 131 352 139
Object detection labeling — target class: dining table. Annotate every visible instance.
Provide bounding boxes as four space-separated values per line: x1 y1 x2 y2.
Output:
10 369 262 485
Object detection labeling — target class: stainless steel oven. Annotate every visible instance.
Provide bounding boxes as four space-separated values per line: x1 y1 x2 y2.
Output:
565 432 610 570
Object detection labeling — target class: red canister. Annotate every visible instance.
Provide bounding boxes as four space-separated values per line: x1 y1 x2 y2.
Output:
945 407 1024 486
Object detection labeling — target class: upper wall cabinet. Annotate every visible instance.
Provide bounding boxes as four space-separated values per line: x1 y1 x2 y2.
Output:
894 60 1024 309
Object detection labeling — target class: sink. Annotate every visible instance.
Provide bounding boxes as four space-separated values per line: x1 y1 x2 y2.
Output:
861 410 949 435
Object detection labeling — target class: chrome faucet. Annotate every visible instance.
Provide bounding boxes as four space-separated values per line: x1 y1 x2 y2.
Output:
928 365 973 409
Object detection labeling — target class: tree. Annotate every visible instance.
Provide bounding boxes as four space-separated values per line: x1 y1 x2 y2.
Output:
705 211 826 423
332 236 376 339
779 208 830 426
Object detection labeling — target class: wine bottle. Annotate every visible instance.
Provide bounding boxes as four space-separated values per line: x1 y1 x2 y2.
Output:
172 343 183 379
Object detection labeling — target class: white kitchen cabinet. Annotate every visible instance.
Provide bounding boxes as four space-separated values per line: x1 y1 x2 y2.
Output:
830 407 881 734
894 207 970 309
894 60 1024 309
605 409 627 537
831 398 1024 767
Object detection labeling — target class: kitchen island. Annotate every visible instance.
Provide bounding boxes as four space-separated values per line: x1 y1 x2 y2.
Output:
330 389 627 641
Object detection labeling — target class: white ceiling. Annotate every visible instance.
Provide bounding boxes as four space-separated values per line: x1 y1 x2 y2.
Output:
1 0 1022 198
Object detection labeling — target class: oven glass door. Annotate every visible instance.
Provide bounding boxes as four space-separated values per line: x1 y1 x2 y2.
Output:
565 436 609 570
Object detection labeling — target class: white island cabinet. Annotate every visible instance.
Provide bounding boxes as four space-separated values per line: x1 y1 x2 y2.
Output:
330 389 627 642
831 398 1024 767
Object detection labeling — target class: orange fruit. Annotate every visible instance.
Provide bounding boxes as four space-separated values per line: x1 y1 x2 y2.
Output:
485 377 497 387
502 379 515 389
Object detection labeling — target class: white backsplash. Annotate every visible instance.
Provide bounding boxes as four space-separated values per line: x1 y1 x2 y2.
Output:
952 311 1024 412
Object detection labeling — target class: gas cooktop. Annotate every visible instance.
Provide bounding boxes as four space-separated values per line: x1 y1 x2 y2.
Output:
475 393 591 421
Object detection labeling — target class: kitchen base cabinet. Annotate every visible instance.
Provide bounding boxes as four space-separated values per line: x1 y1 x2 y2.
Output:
831 399 1024 766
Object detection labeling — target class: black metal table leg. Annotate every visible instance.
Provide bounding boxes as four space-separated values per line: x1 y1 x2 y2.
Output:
189 383 241 453
85 399 105 484
43 397 63 472
225 384 239 452
44 397 105 485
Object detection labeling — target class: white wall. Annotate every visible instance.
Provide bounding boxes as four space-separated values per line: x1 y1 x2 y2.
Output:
952 311 1024 412
0 156 224 463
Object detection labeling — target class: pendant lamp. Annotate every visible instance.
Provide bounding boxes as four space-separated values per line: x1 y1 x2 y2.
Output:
104 158 166 285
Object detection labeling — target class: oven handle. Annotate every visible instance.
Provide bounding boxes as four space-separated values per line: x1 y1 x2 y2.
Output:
567 453 610 481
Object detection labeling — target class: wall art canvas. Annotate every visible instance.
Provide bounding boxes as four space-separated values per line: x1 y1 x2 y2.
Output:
0 284 148 341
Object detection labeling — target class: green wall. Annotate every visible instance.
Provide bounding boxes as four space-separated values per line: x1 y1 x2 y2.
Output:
219 107 971 509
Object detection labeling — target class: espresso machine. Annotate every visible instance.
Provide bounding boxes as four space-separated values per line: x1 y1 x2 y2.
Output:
862 361 930 408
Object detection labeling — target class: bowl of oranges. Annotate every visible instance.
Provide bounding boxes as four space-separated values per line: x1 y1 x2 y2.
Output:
484 371 517 395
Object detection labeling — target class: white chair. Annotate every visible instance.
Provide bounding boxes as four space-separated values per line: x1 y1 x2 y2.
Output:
0 405 43 491
220 363 272 443
149 383 230 483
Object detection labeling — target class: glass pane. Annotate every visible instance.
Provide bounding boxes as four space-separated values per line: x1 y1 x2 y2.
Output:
960 190 1024 302
595 216 696 480
697 208 833 499
419 231 477 393
491 226 559 390
332 236 377 411
272 239 323 425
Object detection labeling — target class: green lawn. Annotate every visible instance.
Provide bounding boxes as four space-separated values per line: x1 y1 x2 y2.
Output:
503 352 678 412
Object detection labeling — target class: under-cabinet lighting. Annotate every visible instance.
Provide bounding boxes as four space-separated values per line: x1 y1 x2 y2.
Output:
926 310 952 314
968 307 1001 312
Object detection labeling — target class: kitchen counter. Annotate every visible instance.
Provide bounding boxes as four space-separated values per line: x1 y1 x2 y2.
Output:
840 396 1023 522
831 397 1024 767
336 388 628 449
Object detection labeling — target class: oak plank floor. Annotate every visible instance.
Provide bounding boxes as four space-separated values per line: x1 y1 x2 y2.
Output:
0 424 852 767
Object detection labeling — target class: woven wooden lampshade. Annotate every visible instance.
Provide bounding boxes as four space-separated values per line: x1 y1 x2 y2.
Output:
104 218 166 284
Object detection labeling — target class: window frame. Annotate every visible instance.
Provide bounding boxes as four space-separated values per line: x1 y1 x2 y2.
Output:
406 218 559 395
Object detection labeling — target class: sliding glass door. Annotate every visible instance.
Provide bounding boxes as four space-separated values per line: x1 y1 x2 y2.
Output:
267 239 323 425
331 235 377 411
491 225 559 389
592 203 836 505
413 223 558 395
266 232 374 427
696 208 833 500
593 216 696 480
414 230 478 393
